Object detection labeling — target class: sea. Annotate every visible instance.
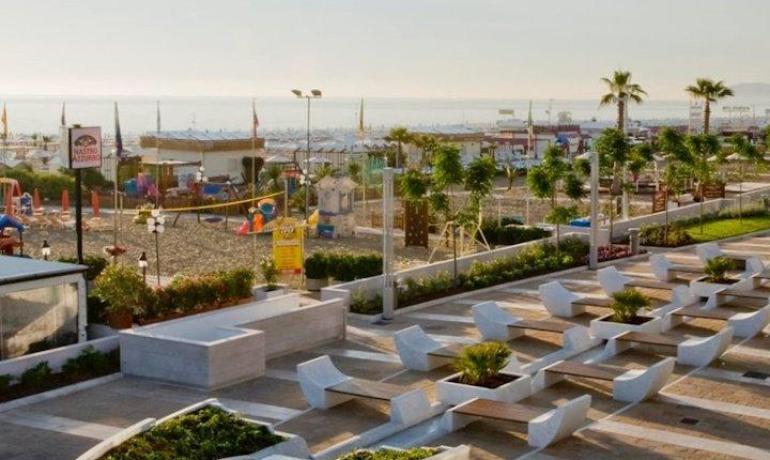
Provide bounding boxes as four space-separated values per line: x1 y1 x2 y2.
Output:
2 96 769 137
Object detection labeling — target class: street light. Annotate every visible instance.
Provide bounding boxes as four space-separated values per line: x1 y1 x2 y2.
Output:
146 210 165 287
41 240 51 261
292 88 322 219
138 251 148 284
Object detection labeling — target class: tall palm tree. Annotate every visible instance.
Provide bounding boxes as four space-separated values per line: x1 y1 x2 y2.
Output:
599 70 647 133
685 78 733 134
387 126 412 169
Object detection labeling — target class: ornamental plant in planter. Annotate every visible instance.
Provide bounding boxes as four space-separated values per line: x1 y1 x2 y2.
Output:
436 341 531 405
93 264 153 329
254 256 287 300
590 288 661 339
690 256 739 299
304 252 329 291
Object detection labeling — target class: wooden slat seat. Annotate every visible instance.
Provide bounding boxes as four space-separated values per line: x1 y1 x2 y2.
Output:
327 378 406 401
716 289 770 299
572 297 613 308
671 306 736 321
453 398 549 423
615 331 682 348
670 265 705 274
509 319 573 333
545 361 626 381
626 279 680 291
427 343 466 359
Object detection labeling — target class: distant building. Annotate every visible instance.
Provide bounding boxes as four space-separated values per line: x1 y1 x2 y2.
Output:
404 128 485 166
489 124 584 167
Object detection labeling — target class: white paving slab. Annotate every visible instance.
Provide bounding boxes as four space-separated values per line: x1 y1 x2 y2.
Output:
659 393 770 420
0 410 121 440
316 346 401 364
404 313 475 324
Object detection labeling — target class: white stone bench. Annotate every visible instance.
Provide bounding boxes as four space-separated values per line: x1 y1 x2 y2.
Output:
534 358 675 403
598 266 680 296
650 253 704 282
441 395 591 448
664 304 770 338
604 327 734 367
472 301 597 353
539 281 613 318
297 355 431 425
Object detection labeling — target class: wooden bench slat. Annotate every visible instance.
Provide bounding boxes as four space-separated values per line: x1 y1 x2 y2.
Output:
615 331 682 347
671 306 735 321
546 361 626 381
671 265 705 274
716 289 770 299
572 297 613 308
328 378 405 401
428 343 466 359
453 398 549 423
626 279 679 291
509 319 572 333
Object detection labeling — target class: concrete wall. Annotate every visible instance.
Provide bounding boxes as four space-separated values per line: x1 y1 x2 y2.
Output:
0 336 118 379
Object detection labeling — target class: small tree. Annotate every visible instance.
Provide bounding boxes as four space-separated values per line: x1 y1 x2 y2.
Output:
728 134 764 222
453 341 512 386
259 256 279 290
610 288 650 323
387 126 412 169
594 129 631 247
685 134 721 233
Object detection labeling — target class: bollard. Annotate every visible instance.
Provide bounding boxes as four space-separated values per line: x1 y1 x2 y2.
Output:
629 228 640 255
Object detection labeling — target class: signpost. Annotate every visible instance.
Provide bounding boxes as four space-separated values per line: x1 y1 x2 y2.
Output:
66 126 102 264
652 190 668 214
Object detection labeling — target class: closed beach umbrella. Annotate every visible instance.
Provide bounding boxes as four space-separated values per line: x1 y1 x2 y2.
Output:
32 188 41 210
61 189 70 214
91 190 100 217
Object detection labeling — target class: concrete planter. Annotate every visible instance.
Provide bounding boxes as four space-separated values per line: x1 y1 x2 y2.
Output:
437 372 532 405
590 314 662 340
376 445 470 460
305 277 329 292
690 276 739 299
253 284 289 301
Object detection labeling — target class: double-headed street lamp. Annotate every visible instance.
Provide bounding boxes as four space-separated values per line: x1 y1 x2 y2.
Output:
291 89 322 219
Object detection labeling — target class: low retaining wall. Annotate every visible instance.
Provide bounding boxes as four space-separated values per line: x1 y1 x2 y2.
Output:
0 336 118 379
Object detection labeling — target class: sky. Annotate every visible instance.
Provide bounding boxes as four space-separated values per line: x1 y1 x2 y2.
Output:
2 0 769 100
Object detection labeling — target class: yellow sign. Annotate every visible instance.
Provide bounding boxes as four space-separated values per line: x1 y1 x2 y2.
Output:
272 217 304 275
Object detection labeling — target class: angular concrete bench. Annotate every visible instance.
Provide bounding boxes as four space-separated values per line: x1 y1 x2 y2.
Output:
598 266 680 296
696 242 757 266
297 355 431 425
534 358 675 403
472 301 597 353
665 304 770 338
441 395 591 448
540 281 613 318
650 254 704 282
604 327 734 367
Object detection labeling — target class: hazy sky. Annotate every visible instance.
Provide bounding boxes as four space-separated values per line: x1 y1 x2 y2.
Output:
2 0 768 99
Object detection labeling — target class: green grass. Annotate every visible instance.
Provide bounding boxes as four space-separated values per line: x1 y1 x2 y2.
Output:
683 215 770 242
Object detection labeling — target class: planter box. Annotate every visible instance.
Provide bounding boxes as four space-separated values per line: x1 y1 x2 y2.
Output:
305 277 329 292
253 284 289 301
690 276 739 299
590 314 662 340
437 372 532 405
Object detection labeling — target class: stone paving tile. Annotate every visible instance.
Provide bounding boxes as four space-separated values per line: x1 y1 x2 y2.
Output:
665 374 770 410
0 422 99 460
212 376 309 410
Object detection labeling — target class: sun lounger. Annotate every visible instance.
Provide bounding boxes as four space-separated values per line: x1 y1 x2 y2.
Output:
598 266 680 295
604 327 733 367
534 358 675 403
441 395 591 448
664 304 770 338
297 355 431 425
649 254 704 282
472 301 597 352
539 281 613 318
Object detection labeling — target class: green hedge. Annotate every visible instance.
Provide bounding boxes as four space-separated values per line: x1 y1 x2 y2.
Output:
304 251 382 281
2 167 74 200
479 221 551 246
337 448 439 460
58 255 109 280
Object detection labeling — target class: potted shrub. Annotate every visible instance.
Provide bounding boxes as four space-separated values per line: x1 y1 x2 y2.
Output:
436 341 531 405
304 252 328 291
590 288 662 339
93 264 154 329
254 256 288 300
690 256 740 298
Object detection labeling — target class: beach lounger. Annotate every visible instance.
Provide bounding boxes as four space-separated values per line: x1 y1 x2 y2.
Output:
664 304 770 338
472 301 597 352
598 266 680 295
534 358 675 403
539 281 613 318
604 327 733 367
441 395 591 448
297 355 431 425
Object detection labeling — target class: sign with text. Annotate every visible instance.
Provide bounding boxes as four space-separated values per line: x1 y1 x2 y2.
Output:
68 126 102 169
652 190 668 214
272 217 304 275
700 183 725 200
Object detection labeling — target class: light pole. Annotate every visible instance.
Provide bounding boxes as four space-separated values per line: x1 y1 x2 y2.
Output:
589 150 599 270
41 240 51 261
138 251 148 284
292 89 322 220
146 210 165 287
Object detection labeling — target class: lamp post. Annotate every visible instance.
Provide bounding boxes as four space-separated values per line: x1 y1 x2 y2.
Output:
41 240 51 261
292 89 322 220
138 251 148 284
589 150 599 270
146 210 165 287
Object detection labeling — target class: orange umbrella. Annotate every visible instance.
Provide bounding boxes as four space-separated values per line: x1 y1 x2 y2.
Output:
61 189 70 214
32 188 41 210
4 189 13 216
91 190 100 217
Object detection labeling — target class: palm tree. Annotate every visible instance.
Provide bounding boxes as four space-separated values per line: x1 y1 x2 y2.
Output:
387 126 412 169
728 134 764 221
685 79 734 134
599 70 647 133
412 134 438 168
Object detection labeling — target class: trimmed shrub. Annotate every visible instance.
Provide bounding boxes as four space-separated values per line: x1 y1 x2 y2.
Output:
454 341 512 386
307 251 383 281
304 252 328 279
62 347 113 377
0 374 11 393
610 288 650 323
93 264 154 316
58 255 109 280
337 448 439 460
639 223 694 247
20 362 53 388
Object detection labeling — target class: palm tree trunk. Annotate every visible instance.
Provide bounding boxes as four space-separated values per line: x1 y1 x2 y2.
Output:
617 99 625 133
397 142 402 169
703 101 711 135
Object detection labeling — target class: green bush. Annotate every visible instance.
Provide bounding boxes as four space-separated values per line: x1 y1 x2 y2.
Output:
93 264 154 316
259 257 279 290
62 347 113 377
639 223 694 247
304 252 328 279
610 288 651 323
152 268 255 319
0 374 11 393
309 251 383 281
101 406 284 460
20 362 53 388
58 255 109 280
479 221 550 246
349 290 382 315
704 256 736 284
454 341 512 386
337 448 439 460
2 166 75 200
